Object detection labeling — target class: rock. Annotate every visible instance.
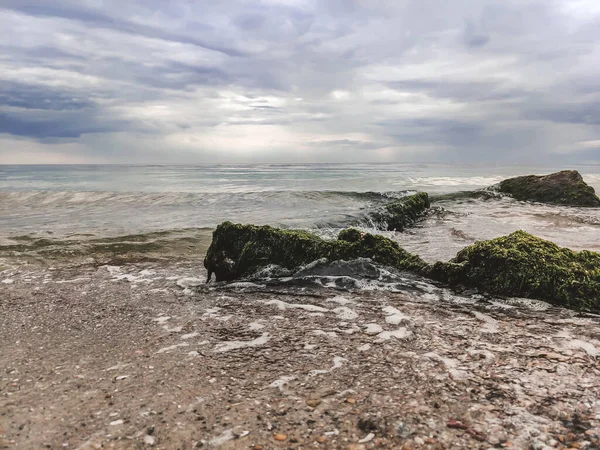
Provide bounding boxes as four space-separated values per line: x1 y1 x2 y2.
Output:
204 222 428 282
306 399 321 408
357 417 380 433
358 433 375 443
395 422 411 438
370 192 431 231
430 230 600 312
497 170 600 207
273 433 287 441
446 420 468 430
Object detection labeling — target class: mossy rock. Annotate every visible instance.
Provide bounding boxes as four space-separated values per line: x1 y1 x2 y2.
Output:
203 222 428 282
371 192 430 231
429 230 600 312
498 170 600 207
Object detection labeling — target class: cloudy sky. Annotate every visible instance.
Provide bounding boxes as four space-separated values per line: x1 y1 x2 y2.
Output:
1 0 600 164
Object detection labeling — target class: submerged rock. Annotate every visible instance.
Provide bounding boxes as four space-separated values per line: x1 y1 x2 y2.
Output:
203 222 428 282
498 170 600 207
371 192 430 231
430 230 600 312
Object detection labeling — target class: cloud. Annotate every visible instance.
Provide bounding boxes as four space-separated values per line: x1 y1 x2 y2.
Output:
1 0 600 163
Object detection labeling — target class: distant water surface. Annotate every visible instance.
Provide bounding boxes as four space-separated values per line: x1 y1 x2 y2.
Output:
1 163 599 261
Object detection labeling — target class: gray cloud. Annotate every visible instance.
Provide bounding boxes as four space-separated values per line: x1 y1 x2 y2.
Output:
1 0 600 163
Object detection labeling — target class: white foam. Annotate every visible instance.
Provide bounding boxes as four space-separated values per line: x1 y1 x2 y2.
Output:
326 295 355 305
181 332 199 340
424 352 468 380
308 356 347 377
565 339 599 356
472 311 499 333
333 307 358 321
55 278 91 284
207 429 235 446
363 323 383 335
313 330 338 338
269 375 296 390
248 322 265 331
263 299 328 313
156 343 189 354
153 316 171 324
176 277 203 289
376 328 412 342
213 333 270 353
382 306 410 325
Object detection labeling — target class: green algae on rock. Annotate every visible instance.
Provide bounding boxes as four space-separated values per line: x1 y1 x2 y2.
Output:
429 230 600 312
498 170 600 207
371 192 430 231
204 222 428 282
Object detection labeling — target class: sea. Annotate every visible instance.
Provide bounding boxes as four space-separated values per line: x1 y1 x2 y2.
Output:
1 163 600 262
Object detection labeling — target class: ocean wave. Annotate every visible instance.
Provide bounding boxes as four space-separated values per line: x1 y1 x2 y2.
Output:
0 189 414 208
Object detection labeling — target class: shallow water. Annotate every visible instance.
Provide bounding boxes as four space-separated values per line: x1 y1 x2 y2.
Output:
2 163 599 260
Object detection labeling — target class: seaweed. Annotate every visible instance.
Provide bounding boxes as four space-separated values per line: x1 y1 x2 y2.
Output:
370 192 430 231
498 170 600 207
203 222 428 282
429 230 600 312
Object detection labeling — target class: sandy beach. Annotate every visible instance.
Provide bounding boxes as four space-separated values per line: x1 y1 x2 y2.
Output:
2 252 599 449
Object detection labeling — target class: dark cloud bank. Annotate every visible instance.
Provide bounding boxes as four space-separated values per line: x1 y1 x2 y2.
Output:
1 0 599 163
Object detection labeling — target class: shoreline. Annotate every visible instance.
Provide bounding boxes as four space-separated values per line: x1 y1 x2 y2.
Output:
1 257 600 449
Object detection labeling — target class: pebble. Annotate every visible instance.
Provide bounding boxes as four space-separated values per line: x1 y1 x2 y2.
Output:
143 435 155 445
316 436 328 443
306 399 321 408
273 433 287 441
447 420 468 430
358 433 375 443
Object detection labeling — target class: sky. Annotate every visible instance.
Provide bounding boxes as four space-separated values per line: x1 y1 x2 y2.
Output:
1 0 600 164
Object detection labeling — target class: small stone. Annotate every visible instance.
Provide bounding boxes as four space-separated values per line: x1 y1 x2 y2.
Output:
466 429 486 442
447 420 468 430
346 445 366 450
316 436 328 443
143 435 155 446
306 399 321 408
273 433 287 441
346 398 357 404
396 422 411 438
253 446 263 450
358 433 374 444
109 420 123 426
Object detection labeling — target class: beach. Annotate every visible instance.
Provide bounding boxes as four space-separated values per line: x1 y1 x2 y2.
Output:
1 164 600 449
1 243 600 449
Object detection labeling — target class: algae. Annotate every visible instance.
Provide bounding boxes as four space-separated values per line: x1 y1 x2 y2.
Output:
203 222 428 282
498 170 600 207
370 192 430 231
429 230 600 312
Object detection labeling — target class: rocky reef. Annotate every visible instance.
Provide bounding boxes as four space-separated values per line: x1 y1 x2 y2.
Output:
204 222 427 282
370 192 430 231
430 230 600 312
497 170 600 207
205 223 600 313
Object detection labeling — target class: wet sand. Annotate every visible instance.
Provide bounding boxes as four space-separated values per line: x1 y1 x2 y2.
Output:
1 256 600 449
